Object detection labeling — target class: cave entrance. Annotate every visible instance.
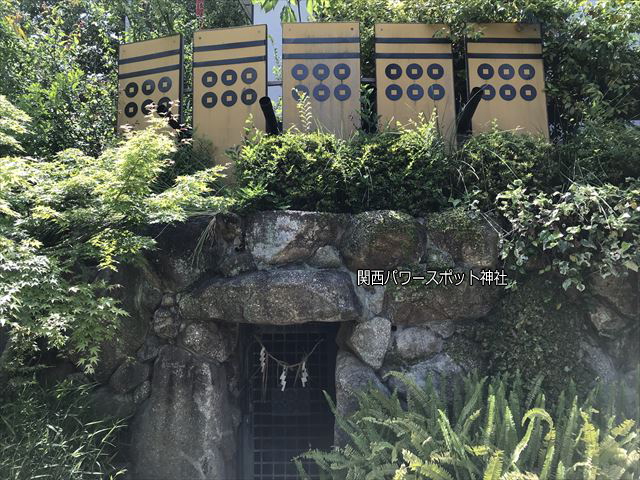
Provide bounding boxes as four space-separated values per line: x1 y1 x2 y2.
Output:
239 323 338 480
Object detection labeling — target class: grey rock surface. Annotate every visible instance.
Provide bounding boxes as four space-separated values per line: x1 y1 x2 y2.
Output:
179 269 361 324
180 321 234 363
581 340 618 383
152 307 180 339
393 327 443 362
109 360 150 394
133 380 151 404
347 317 391 369
308 245 343 269
90 386 137 420
340 210 424 271
426 210 499 269
246 211 345 266
384 280 501 325
334 350 389 445
382 353 463 397
590 273 638 320
588 302 630 338
130 346 238 480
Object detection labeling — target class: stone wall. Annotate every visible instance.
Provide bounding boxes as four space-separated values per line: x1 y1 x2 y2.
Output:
87 210 638 480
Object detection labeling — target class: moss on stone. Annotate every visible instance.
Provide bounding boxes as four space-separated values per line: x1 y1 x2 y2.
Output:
469 274 592 396
428 207 486 252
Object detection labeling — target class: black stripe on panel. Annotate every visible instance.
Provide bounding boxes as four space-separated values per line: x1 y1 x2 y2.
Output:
467 53 543 59
467 37 541 44
282 37 360 44
118 64 180 79
375 53 453 59
193 40 267 52
193 55 267 68
118 49 180 65
282 53 360 59
375 37 451 44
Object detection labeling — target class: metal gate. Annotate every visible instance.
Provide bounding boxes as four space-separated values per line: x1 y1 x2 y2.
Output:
239 323 338 480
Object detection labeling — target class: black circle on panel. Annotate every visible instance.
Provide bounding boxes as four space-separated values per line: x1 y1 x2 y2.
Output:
313 84 330 102
292 85 309 101
520 84 537 101
498 64 515 80
292 64 309 81
406 63 423 80
124 102 138 118
480 84 496 101
142 79 155 95
519 64 535 80
334 84 351 101
407 84 424 101
385 63 402 80
241 89 258 105
221 90 238 107
428 84 445 101
499 84 516 101
427 63 444 80
241 67 258 84
125 82 138 98
477 63 494 80
313 64 330 81
385 84 403 101
141 99 154 115
157 97 171 115
202 71 218 87
202 92 218 108
158 76 172 93
333 63 351 80
222 69 237 86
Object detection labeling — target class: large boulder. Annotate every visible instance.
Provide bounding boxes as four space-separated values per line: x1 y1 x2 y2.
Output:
130 346 238 480
381 353 463 397
109 360 151 394
152 307 180 340
179 321 234 363
587 302 630 338
245 211 346 266
179 269 362 324
334 350 389 444
426 209 499 269
145 215 227 291
346 317 391 369
589 272 638 320
340 211 425 271
391 326 443 363
383 279 501 325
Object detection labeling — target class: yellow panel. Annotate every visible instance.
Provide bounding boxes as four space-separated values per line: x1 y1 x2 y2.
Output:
117 35 183 131
193 25 267 172
465 23 549 138
375 23 456 146
282 22 360 138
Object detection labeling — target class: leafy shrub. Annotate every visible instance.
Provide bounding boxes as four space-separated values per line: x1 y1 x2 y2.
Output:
1 100 231 374
0 380 126 479
233 116 453 215
560 120 640 185
233 130 350 212
0 95 30 156
297 371 640 479
497 180 640 291
347 117 452 213
470 275 589 396
455 129 555 207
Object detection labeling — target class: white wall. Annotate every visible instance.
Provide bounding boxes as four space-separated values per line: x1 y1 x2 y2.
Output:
253 1 309 101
